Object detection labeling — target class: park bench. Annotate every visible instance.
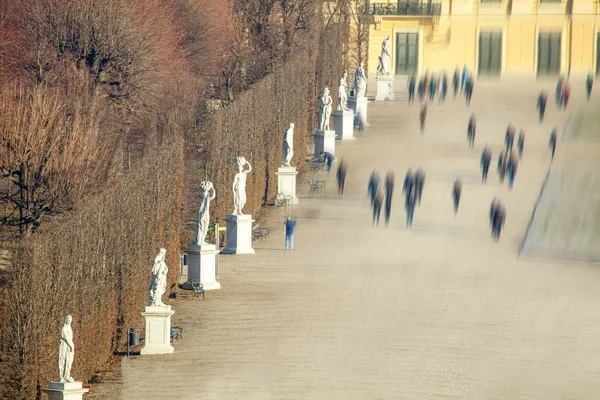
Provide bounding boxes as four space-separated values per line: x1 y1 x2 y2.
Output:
309 154 327 171
309 179 325 196
170 326 183 344
274 192 294 207
252 224 270 242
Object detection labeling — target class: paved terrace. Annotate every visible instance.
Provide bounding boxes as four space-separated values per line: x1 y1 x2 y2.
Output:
93 78 600 399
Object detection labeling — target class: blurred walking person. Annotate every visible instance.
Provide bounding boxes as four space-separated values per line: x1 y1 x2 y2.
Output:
284 217 297 252
440 72 448 103
405 185 417 228
373 188 383 226
505 123 515 151
562 81 570 109
506 152 518 190
461 65 468 93
480 145 492 183
417 76 425 102
497 151 507 183
489 197 499 227
537 90 547 123
452 67 460 98
549 128 557 159
517 130 525 159
420 103 428 134
429 73 438 101
414 168 425 205
452 178 462 215
408 75 416 104
555 77 564 108
368 170 380 207
384 170 395 227
464 74 474 106
467 113 476 147
491 202 506 242
337 159 347 197
403 169 414 198
586 72 594 101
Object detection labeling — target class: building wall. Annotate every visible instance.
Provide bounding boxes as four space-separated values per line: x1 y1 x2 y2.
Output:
369 0 600 77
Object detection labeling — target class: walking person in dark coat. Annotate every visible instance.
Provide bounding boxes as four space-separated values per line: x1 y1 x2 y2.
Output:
537 91 547 123
452 67 460 98
284 217 297 251
337 159 347 197
517 130 525 159
491 202 506 241
408 75 417 104
464 74 474 106
429 74 438 101
368 170 380 207
563 81 570 109
414 168 425 205
440 72 448 103
506 152 518 190
405 185 417 228
497 151 507 183
489 197 499 227
452 178 462 215
461 65 468 93
384 170 395 227
467 113 476 147
417 77 425 102
480 145 492 183
420 103 428 134
586 72 594 101
373 188 383 226
403 169 414 198
549 128 557 159
555 77 564 108
505 123 515 151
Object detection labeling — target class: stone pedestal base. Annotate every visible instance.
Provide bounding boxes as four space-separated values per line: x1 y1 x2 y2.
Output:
43 382 89 400
375 75 395 101
348 96 369 128
141 305 175 355
186 243 220 290
276 166 299 204
332 110 355 140
222 214 255 254
313 130 336 156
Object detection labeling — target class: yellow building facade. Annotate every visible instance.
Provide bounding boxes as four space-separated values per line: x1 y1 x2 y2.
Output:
369 0 600 77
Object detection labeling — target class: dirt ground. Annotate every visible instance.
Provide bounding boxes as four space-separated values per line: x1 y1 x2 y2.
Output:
90 77 600 399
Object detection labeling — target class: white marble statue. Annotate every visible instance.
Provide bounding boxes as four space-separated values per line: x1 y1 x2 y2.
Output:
194 181 216 246
378 36 392 76
232 156 252 215
337 71 349 111
282 123 294 167
58 315 75 383
354 62 367 99
148 248 168 307
318 87 333 131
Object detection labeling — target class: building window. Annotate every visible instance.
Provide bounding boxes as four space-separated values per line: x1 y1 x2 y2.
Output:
479 32 502 76
395 32 419 75
537 32 561 76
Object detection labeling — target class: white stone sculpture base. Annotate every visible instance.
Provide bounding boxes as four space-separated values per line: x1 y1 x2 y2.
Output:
140 305 175 355
222 214 255 254
348 96 369 128
313 130 336 156
332 110 355 140
276 166 299 204
375 75 395 101
186 243 221 290
43 381 89 400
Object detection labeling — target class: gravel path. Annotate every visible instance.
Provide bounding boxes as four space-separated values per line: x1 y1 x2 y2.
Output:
98 78 600 399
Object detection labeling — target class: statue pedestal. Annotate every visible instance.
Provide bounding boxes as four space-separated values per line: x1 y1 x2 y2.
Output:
276 166 299 204
222 214 255 254
332 110 355 140
140 305 175 355
186 243 220 290
375 75 395 101
313 130 336 156
348 96 369 129
43 381 89 400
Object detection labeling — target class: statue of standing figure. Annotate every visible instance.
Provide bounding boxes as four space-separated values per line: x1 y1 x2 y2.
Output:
318 87 333 131
148 248 168 307
354 62 368 99
194 181 216 246
58 315 75 383
282 123 294 167
378 36 392 76
232 156 252 215
337 71 349 111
